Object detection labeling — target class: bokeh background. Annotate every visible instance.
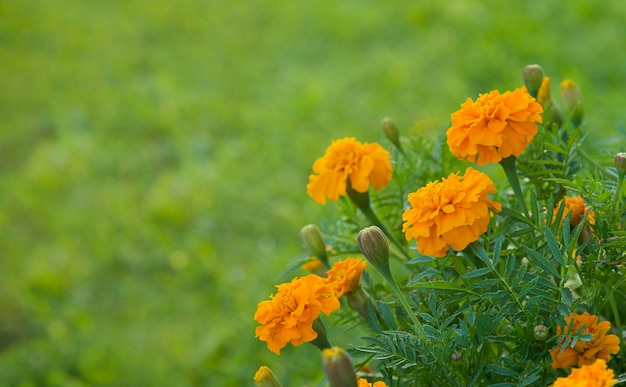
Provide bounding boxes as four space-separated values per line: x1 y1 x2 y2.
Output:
1 1 625 385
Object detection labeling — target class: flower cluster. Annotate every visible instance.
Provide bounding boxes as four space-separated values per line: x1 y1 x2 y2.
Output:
550 312 620 369
254 274 340 355
402 167 501 257
254 257 368 355
307 137 392 204
254 65 626 386
446 87 543 165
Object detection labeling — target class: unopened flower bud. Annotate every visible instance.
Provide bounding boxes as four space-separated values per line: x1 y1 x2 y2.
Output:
381 117 402 151
357 226 391 278
300 224 328 268
560 79 583 126
523 64 544 98
254 366 283 387
321 347 358 387
533 324 549 341
614 153 626 174
450 351 463 362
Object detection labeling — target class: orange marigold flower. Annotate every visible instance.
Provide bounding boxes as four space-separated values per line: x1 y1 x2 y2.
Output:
552 196 595 227
402 167 502 257
254 275 340 354
551 312 620 369
358 378 389 387
307 137 392 204
446 88 543 165
326 257 367 297
552 359 617 387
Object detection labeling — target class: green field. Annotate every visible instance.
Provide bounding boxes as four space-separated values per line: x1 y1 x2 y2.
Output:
1 1 625 385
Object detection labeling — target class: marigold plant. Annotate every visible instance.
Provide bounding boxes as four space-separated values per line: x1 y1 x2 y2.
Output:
254 64 626 386
446 87 543 165
550 312 620 369
307 137 392 204
402 167 501 257
552 359 617 387
254 274 340 354
326 257 367 297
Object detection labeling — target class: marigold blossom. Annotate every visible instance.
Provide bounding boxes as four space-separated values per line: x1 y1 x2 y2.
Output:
358 378 389 387
402 167 502 257
551 312 620 369
446 87 543 165
552 196 595 227
552 359 617 387
326 257 367 297
254 275 340 354
307 137 392 204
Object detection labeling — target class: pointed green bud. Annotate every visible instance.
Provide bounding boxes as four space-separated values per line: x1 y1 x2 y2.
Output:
321 347 358 387
300 224 328 268
533 324 549 341
615 153 626 174
381 117 402 151
523 64 544 98
357 226 391 279
254 366 283 387
560 79 583 127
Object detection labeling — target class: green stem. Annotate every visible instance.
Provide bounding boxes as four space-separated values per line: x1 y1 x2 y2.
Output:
612 170 625 214
499 156 529 218
385 273 428 339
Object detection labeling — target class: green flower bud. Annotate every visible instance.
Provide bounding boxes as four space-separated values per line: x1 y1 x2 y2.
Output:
357 226 391 279
254 366 283 387
300 224 328 268
560 79 583 127
614 153 626 174
381 117 402 151
523 64 544 98
321 347 358 387
533 324 549 341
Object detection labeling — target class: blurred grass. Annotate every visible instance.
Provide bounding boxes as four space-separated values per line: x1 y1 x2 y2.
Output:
1 1 625 385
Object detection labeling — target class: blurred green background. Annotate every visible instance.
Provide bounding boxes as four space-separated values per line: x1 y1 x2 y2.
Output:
1 1 625 385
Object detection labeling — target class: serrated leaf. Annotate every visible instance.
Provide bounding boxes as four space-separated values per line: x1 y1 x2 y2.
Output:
545 227 565 267
524 247 561 279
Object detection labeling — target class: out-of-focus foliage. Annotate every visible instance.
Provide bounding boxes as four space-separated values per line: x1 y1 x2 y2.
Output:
0 1 625 385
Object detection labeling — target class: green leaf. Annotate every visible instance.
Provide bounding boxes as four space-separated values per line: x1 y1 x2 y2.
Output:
545 227 565 267
560 287 573 307
486 364 519 377
461 267 492 279
524 247 561 279
411 281 479 296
